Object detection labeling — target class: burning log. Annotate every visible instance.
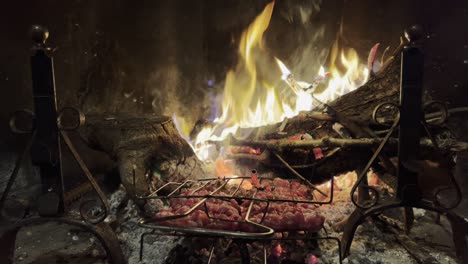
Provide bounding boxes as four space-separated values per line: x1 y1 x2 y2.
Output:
243 42 404 140
222 40 461 188
79 114 205 204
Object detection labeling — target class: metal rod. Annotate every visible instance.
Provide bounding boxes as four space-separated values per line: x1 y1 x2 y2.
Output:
61 130 109 223
273 152 328 197
396 29 425 201
207 240 216 264
30 25 65 215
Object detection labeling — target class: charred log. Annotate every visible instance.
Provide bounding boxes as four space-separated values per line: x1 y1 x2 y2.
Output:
79 114 204 202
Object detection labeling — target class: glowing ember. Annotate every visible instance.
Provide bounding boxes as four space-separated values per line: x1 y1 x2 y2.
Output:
214 157 234 177
271 243 282 257
175 1 369 161
306 254 319 264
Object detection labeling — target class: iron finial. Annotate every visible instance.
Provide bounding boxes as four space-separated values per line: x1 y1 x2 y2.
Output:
30 25 49 46
404 24 423 43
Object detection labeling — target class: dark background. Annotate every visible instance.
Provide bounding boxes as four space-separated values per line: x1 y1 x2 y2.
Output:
1 0 467 150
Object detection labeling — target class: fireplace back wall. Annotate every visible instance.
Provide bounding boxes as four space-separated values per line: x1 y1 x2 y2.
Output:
0 0 467 199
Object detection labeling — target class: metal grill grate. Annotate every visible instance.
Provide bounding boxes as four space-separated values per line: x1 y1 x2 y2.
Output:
135 175 342 263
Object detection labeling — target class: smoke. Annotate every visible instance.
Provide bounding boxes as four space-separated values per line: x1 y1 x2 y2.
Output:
148 62 181 115
79 0 343 134
266 0 342 84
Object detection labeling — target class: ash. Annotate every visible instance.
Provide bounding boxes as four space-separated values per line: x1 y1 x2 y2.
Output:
316 188 457 264
108 188 181 264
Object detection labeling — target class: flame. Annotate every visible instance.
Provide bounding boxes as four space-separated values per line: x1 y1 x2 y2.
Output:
276 59 291 80
315 48 369 102
177 1 369 161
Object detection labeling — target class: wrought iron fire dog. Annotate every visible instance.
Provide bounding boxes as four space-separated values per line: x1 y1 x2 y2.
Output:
0 25 125 263
341 25 468 263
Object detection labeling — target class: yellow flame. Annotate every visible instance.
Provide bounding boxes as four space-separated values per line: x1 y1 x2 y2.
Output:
276 58 291 80
218 1 275 127
316 48 369 102
179 1 368 160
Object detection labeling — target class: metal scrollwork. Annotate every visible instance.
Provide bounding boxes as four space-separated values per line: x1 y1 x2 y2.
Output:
9 109 36 134
351 103 400 209
57 106 86 131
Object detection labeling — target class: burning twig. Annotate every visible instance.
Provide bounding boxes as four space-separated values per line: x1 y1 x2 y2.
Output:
231 136 468 151
303 111 336 121
226 150 271 161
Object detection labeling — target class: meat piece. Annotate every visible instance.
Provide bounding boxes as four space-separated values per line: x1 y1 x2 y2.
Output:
184 197 202 208
217 204 239 218
174 205 192 214
282 211 305 230
273 178 290 188
250 202 268 215
229 199 241 212
304 213 325 232
291 182 311 199
151 177 325 233
191 210 210 226
261 214 283 230
241 200 251 208
262 180 272 192
255 191 275 199
290 181 302 189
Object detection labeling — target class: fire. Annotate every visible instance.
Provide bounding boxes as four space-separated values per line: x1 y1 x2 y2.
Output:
176 1 369 161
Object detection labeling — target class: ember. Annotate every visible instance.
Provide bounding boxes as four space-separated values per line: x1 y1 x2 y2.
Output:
268 243 283 263
306 254 319 264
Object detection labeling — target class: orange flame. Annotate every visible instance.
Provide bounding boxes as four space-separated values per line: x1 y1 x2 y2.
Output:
176 1 368 161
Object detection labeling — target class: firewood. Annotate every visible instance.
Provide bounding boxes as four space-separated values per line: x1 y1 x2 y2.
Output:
230 136 466 151
79 114 205 202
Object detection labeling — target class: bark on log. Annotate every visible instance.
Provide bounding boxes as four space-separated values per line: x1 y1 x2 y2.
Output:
79 114 204 202
231 137 465 150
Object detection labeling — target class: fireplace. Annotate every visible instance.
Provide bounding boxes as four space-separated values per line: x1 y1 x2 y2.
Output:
1 1 468 263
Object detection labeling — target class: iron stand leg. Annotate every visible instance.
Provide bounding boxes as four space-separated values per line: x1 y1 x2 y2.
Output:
235 239 251 264
446 213 468 263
